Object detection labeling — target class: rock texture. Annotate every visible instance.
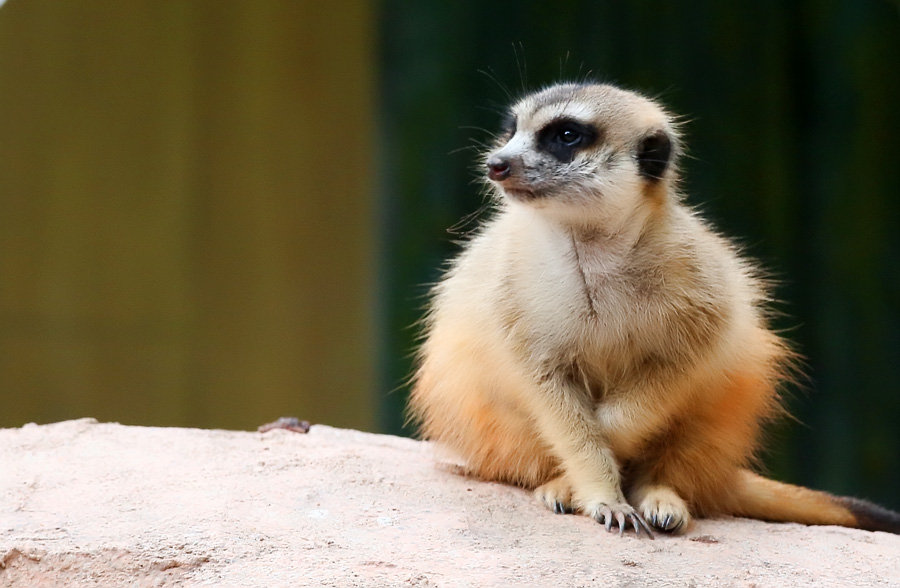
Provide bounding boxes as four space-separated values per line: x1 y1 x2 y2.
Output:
1 419 898 587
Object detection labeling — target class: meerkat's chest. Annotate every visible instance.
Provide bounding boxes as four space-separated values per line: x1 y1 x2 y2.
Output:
489 216 654 353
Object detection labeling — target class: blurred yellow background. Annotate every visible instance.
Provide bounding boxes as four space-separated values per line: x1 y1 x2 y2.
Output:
0 1 377 431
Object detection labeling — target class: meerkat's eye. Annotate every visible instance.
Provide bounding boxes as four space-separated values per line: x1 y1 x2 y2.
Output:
537 118 599 163
558 127 582 146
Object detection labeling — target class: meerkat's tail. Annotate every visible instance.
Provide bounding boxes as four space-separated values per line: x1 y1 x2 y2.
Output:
730 469 900 534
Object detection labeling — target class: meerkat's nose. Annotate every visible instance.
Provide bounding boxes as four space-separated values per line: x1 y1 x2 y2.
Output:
486 157 511 181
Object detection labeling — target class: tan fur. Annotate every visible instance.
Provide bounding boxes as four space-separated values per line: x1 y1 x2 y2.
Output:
408 83 896 536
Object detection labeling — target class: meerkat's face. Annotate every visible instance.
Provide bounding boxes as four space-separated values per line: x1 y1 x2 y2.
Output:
485 83 679 225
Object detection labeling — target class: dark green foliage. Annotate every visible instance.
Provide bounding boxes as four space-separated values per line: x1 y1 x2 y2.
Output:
377 1 900 508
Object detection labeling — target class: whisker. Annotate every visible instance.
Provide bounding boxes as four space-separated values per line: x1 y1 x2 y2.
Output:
513 42 529 93
477 67 513 103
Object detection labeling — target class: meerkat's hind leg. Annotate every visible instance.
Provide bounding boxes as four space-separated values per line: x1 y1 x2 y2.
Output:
535 474 575 514
630 484 691 534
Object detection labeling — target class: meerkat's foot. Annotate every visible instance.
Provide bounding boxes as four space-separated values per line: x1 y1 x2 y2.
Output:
535 475 574 514
633 484 691 534
574 491 654 538
586 501 655 538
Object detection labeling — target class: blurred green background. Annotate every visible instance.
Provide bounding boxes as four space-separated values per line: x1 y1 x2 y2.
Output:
1 1 897 509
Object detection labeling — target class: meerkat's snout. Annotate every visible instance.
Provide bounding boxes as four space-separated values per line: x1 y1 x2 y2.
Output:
486 156 512 181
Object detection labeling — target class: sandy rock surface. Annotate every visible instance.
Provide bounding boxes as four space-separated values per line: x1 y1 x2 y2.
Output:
1 419 898 587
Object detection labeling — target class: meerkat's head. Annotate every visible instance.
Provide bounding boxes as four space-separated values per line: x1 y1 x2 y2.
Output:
485 83 680 227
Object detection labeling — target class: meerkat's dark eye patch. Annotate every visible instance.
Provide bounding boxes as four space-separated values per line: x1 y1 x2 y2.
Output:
536 118 599 163
637 130 672 181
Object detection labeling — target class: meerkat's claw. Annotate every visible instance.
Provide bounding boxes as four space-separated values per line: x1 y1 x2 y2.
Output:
631 513 655 539
535 476 574 515
594 505 613 531
589 503 651 538
634 485 691 534
654 513 686 533
553 500 570 514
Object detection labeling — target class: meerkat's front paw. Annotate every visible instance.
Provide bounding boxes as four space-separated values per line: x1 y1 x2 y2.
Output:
535 475 574 514
633 484 691 534
583 500 655 538
537 478 652 537
573 489 654 538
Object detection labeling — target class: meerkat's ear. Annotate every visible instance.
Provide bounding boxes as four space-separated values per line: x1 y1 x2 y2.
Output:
636 130 673 182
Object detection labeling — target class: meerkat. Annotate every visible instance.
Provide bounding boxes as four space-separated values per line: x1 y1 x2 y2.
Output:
408 82 900 537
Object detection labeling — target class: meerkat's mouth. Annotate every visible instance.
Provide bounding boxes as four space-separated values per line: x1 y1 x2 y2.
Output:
496 179 543 200
503 187 538 200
